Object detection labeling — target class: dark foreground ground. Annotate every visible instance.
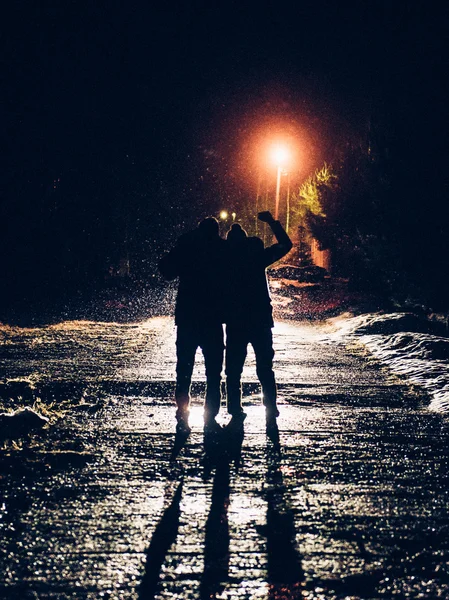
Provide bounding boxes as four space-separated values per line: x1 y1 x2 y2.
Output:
0 317 448 599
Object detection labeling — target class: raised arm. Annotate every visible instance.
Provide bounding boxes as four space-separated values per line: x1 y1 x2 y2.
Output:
258 211 293 267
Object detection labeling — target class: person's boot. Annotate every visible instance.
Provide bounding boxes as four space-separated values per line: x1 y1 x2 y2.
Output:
265 403 279 432
203 409 222 433
226 377 243 417
265 408 280 447
261 378 278 428
175 396 191 434
227 409 247 429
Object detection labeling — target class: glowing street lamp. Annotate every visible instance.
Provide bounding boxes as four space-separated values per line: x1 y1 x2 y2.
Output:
270 144 290 221
219 210 228 220
271 145 290 166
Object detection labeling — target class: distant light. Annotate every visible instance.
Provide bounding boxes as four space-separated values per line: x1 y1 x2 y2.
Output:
220 210 228 220
231 212 236 220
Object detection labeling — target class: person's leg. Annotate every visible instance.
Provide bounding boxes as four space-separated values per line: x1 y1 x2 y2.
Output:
200 323 224 424
225 326 248 416
251 327 279 419
175 325 198 424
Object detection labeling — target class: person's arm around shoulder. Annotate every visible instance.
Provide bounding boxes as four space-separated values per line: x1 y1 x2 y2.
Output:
258 211 293 266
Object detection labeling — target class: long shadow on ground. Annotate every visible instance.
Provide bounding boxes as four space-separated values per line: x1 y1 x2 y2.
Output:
139 481 183 600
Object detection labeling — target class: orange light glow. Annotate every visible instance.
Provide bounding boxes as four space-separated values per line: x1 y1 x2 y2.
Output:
219 210 228 220
270 144 290 167
210 95 320 203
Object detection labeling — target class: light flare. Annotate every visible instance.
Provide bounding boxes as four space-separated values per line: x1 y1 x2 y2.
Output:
187 405 207 428
270 144 290 167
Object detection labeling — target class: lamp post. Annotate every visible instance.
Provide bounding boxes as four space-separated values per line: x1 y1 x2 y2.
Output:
286 171 291 233
275 165 282 221
270 145 290 221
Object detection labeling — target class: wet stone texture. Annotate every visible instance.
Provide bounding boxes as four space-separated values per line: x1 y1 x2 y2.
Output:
0 317 449 599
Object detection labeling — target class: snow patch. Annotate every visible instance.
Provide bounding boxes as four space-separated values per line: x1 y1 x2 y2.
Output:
333 312 449 413
0 407 49 440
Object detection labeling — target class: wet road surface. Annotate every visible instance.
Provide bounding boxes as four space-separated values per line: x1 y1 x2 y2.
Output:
1 317 449 599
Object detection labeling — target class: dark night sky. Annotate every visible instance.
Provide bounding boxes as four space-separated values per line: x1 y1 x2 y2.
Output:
1 1 449 306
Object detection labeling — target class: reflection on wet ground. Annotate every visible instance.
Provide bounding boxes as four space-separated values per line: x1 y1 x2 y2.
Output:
0 317 449 598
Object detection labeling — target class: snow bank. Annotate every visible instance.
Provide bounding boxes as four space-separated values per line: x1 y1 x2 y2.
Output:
333 312 449 413
0 407 49 440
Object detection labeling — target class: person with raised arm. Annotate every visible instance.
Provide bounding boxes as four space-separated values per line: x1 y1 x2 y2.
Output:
225 211 292 433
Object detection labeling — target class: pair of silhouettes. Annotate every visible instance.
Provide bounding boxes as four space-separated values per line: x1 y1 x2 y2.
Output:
158 211 292 434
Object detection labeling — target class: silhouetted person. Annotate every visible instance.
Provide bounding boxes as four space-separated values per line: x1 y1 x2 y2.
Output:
225 211 292 431
159 217 227 432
